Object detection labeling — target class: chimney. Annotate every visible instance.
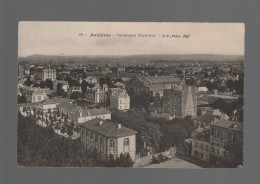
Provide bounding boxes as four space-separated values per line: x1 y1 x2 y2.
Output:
79 109 82 117
99 120 103 125
233 123 238 128
118 124 121 129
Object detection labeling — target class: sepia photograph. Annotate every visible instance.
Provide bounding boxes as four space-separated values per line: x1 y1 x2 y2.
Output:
17 22 244 168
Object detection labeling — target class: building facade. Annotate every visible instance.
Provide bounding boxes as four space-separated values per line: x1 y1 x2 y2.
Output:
163 85 197 118
80 118 137 160
26 88 48 103
191 128 211 162
85 84 108 104
110 89 130 110
57 102 111 123
209 120 243 158
35 68 56 81
126 76 181 99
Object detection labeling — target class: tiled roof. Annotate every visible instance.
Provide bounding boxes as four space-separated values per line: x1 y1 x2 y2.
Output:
81 118 137 138
38 98 73 105
57 102 83 112
137 76 180 86
70 108 111 117
18 103 39 108
149 84 165 92
212 120 243 132
194 114 220 123
111 90 129 98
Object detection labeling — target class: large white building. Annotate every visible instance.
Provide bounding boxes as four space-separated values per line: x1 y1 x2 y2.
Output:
35 68 56 81
80 118 137 160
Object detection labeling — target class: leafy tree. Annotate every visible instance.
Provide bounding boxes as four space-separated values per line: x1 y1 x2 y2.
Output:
57 83 65 96
60 125 66 135
70 92 82 100
18 95 27 104
45 79 53 90
24 77 32 86
54 123 60 133
67 126 74 139
224 141 243 167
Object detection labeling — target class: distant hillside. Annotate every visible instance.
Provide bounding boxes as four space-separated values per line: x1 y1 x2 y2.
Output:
18 54 244 65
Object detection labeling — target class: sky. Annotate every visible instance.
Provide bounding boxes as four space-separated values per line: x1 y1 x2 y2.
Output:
18 22 245 57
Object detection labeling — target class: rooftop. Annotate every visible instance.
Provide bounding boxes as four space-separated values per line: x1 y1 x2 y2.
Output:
38 98 73 105
212 119 243 132
81 118 137 138
192 128 210 142
194 114 220 123
137 76 180 86
70 108 111 117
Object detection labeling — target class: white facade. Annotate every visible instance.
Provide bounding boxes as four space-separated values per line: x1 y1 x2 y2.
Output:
110 90 130 110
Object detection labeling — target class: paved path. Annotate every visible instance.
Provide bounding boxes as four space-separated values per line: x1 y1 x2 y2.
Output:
142 157 201 168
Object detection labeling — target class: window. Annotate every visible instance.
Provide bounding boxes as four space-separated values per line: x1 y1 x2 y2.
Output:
205 145 209 151
223 140 227 147
38 96 41 101
223 131 227 139
100 138 103 148
90 133 94 145
124 138 129 146
227 131 231 140
200 143 204 150
211 147 215 153
86 131 89 143
110 140 115 149
95 135 99 144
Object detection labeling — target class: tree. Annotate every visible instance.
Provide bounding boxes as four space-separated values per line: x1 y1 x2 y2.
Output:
67 126 74 139
54 123 60 133
18 95 27 104
60 125 66 135
104 153 134 167
45 79 53 90
57 83 65 96
81 80 88 98
70 91 82 100
24 77 32 86
45 119 49 127
70 121 75 129
224 141 243 167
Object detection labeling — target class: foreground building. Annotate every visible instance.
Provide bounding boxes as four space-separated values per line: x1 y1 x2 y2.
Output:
191 128 211 162
80 118 137 160
163 85 197 118
210 120 243 158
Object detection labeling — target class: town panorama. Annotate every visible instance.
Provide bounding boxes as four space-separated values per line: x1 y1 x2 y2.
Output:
17 54 244 168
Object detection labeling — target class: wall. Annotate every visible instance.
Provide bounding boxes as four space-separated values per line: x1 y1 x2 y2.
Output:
77 113 111 123
191 139 210 162
133 147 176 168
117 135 136 160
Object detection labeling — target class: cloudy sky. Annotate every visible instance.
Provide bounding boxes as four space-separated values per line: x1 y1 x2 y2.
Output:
18 22 244 57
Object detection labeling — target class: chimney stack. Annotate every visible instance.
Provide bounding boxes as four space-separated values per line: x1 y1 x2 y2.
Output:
99 120 103 125
118 124 121 129
79 109 82 117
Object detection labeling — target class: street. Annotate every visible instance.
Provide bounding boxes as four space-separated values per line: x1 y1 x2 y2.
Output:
142 157 201 168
